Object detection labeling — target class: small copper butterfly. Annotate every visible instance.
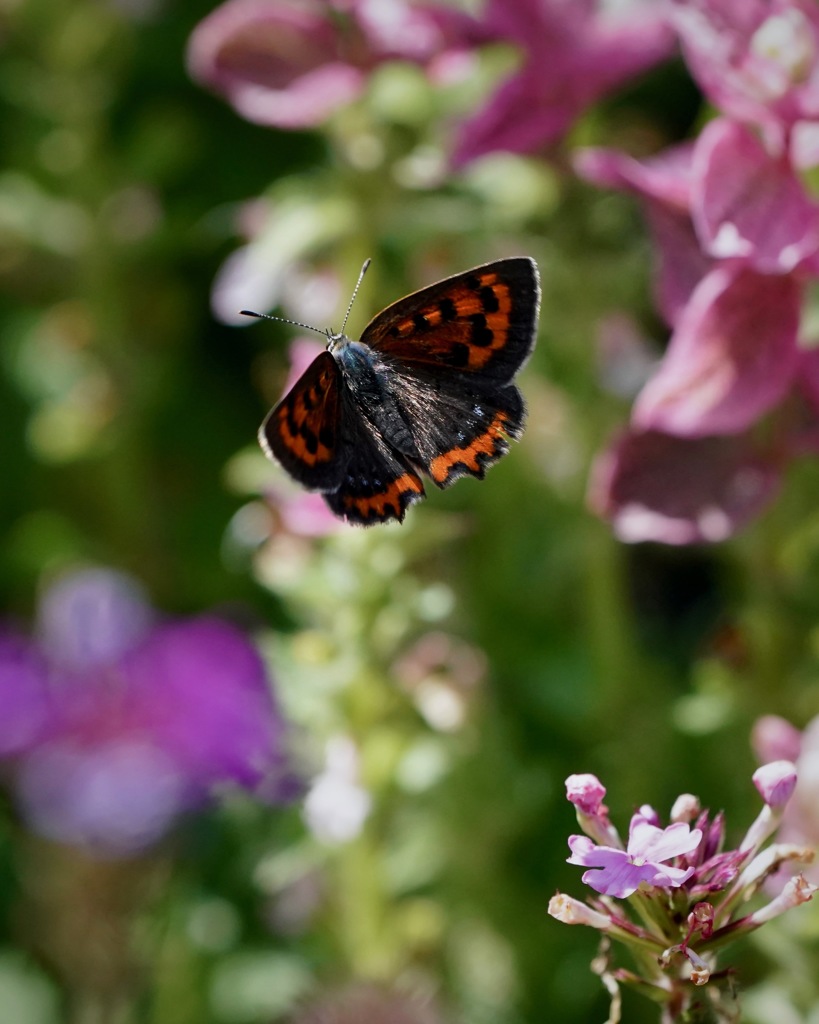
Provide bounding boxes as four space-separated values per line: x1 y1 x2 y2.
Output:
242 258 541 525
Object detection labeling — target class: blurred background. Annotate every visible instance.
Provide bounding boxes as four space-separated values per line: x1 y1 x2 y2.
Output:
2 0 819 1022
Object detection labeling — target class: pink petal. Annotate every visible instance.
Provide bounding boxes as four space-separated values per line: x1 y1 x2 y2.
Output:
646 863 695 888
187 0 369 128
580 858 653 898
453 0 673 165
589 428 782 545
669 0 819 134
574 143 695 209
645 204 712 327
692 118 819 273
753 760 797 807
574 144 708 326
629 818 702 862
634 265 801 436
453 69 577 165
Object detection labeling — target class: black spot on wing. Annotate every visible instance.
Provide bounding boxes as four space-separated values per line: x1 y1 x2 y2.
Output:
480 285 500 313
469 313 494 347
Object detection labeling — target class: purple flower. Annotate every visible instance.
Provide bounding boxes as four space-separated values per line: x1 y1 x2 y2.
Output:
452 0 674 166
0 567 290 855
0 633 50 757
568 808 702 898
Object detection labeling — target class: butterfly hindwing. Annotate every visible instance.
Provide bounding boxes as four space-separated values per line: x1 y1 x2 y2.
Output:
376 363 526 488
258 351 347 491
361 257 540 383
324 406 425 525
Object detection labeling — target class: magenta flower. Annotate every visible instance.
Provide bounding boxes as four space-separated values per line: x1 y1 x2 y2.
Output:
577 116 819 543
668 0 819 146
572 0 819 545
0 567 291 855
588 428 781 545
568 808 701 898
452 0 674 166
187 0 479 130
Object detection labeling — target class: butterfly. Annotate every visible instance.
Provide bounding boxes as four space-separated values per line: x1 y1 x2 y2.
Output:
242 257 540 525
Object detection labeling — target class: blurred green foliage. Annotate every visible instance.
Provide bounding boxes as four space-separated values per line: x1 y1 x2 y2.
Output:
2 1 819 1023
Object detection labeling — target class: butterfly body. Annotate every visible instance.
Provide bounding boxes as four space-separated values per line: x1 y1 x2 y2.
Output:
257 257 540 525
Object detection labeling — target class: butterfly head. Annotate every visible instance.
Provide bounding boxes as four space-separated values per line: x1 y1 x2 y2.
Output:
240 258 371 351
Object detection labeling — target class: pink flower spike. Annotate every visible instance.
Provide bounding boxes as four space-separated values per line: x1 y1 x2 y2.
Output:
753 760 797 807
567 813 702 899
692 118 819 273
633 264 802 437
566 773 607 815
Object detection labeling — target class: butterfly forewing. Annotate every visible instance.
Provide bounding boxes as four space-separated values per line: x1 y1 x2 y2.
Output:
258 350 347 491
361 257 540 383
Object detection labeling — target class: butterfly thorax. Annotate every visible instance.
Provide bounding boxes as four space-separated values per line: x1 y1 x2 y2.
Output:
330 337 419 460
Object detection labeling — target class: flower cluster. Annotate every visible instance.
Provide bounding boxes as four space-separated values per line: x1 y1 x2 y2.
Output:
0 566 291 856
550 767 815 1022
579 0 819 544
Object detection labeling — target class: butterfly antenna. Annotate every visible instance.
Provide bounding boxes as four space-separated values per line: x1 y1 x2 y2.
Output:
340 258 371 337
238 309 328 338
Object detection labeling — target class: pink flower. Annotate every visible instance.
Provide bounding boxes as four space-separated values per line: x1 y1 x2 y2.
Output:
568 808 702 898
669 0 819 146
753 761 798 808
576 111 819 543
752 714 803 763
187 0 479 130
588 428 781 545
753 714 819 883
453 0 674 166
565 773 607 816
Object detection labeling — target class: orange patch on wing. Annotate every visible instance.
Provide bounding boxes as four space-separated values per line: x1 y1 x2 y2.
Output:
341 472 425 522
389 276 513 371
273 404 334 467
429 412 509 486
